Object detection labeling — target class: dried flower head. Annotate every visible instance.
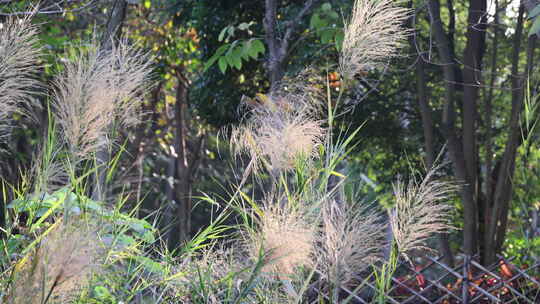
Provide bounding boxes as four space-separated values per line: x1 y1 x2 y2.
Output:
8 220 104 303
389 168 456 262
231 91 324 175
52 39 152 162
317 199 386 288
340 0 409 80
0 15 41 143
245 197 315 280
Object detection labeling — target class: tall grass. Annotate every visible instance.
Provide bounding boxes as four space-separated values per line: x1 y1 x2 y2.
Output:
0 1 460 303
52 39 152 165
0 14 41 144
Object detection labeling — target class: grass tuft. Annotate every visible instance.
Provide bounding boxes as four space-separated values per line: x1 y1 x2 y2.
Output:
340 0 410 80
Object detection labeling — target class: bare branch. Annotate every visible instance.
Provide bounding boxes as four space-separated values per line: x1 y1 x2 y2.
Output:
0 0 98 16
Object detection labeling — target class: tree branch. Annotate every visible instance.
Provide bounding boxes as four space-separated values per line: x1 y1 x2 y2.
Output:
264 0 321 88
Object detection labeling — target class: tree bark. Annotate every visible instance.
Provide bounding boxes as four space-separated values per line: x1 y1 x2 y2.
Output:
263 0 282 88
485 4 527 265
263 0 320 89
461 0 487 206
427 0 478 256
495 36 536 259
408 0 454 266
480 0 500 263
168 73 192 249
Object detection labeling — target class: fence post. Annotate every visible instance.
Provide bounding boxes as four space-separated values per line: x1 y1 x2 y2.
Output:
462 255 470 304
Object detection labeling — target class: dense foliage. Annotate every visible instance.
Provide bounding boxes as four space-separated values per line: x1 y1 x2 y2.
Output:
0 0 539 302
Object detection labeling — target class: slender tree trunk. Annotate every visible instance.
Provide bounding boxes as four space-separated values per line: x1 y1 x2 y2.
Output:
168 75 192 248
416 58 455 266
494 36 536 257
263 0 283 89
263 0 320 89
481 0 499 263
163 142 177 247
461 0 487 206
485 4 527 265
408 0 454 266
428 0 478 256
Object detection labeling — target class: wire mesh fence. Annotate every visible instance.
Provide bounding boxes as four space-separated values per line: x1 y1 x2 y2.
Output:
312 254 540 303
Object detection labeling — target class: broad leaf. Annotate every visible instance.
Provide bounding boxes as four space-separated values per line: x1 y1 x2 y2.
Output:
529 16 540 37
218 56 228 73
528 4 540 19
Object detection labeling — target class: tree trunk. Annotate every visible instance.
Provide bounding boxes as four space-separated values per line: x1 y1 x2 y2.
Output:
263 0 284 89
485 4 527 265
461 0 487 206
168 75 192 249
428 0 478 256
408 0 454 265
263 0 320 89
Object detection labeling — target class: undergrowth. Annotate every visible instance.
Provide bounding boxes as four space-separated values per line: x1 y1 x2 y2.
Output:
0 1 459 303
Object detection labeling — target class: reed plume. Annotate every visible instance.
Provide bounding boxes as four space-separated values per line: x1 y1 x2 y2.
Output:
7 220 104 303
389 167 456 262
340 0 409 80
317 199 385 288
52 39 152 162
244 195 315 280
0 15 41 144
231 92 324 176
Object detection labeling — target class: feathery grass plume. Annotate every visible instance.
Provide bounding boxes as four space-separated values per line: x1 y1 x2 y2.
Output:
268 67 327 115
52 39 152 163
8 219 105 303
339 0 409 80
0 14 41 143
244 196 315 280
389 167 457 262
317 199 386 290
231 90 324 176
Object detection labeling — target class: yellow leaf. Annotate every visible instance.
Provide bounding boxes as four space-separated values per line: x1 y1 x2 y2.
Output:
330 171 346 178
256 93 268 103
66 12 75 21
165 95 175 104
157 118 167 126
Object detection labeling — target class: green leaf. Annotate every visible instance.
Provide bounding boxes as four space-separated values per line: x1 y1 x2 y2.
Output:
7 198 25 210
321 2 332 11
218 57 228 74
94 286 113 300
241 40 252 60
218 26 229 42
227 26 235 38
321 29 335 44
232 47 243 70
529 4 540 19
246 40 259 59
335 30 344 50
81 199 103 212
529 17 540 37
203 44 229 71
252 39 265 55
310 13 322 29
142 230 156 243
238 22 251 31
131 256 166 275
225 52 235 66
116 234 137 247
